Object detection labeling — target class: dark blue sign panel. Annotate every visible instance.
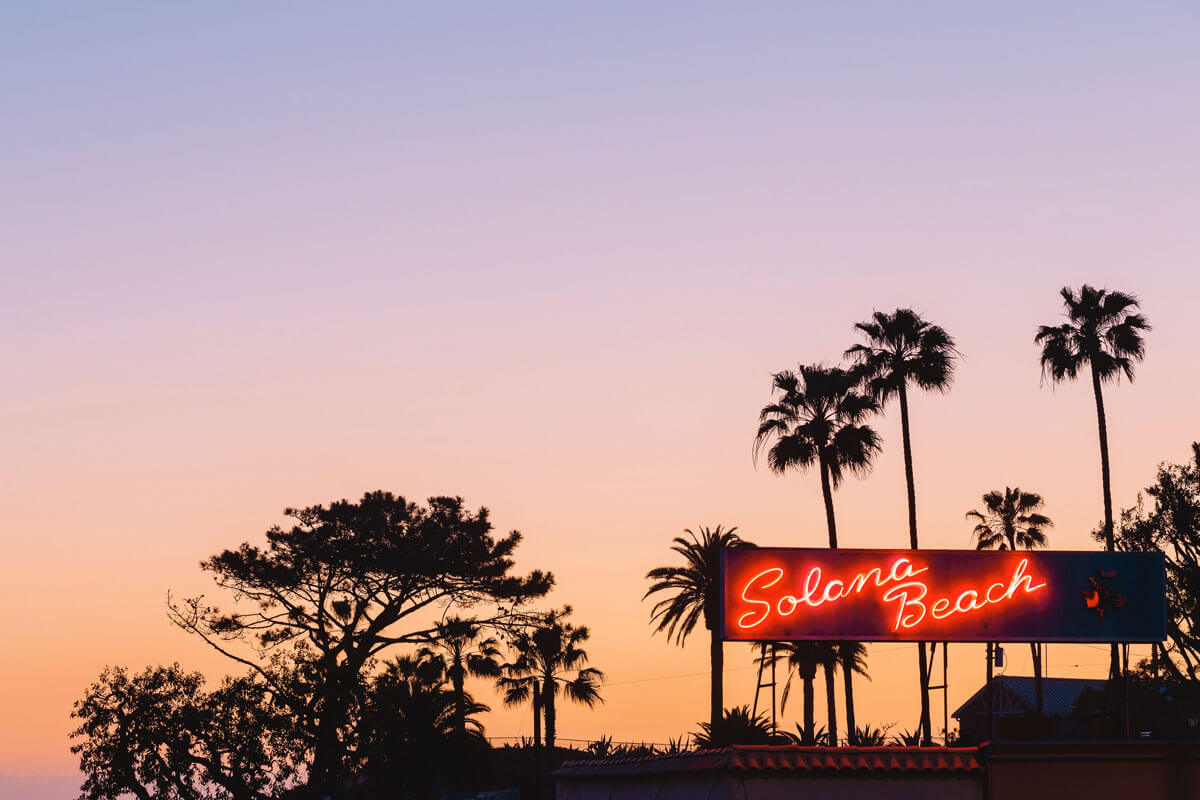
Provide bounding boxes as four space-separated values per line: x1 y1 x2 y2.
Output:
720 548 1167 643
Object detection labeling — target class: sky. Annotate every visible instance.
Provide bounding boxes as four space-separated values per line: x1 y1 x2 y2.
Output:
2 0 1199 787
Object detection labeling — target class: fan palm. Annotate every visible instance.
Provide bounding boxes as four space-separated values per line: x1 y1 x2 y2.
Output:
754 364 879 744
364 655 489 798
966 488 1053 714
1036 285 1148 681
419 616 503 748
772 641 839 744
1035 286 1149 551
644 525 753 729
846 308 958 744
754 364 880 548
497 607 603 749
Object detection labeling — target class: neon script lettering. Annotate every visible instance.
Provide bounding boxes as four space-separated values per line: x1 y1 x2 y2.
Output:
736 557 1045 632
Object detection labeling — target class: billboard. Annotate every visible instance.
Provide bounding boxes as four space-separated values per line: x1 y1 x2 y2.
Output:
720 548 1166 643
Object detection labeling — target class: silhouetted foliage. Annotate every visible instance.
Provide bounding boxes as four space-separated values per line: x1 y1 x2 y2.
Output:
1102 444 1200 682
496 606 604 749
644 526 754 728
853 723 891 746
1036 285 1149 553
70 492 551 800
355 655 489 800
769 641 839 744
847 307 958 745
71 664 301 800
692 706 791 748
418 616 502 751
891 727 922 746
754 364 880 549
967 487 1053 712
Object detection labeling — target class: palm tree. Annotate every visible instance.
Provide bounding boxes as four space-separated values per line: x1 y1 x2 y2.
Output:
846 308 958 744
773 641 839 744
837 641 869 742
420 616 503 748
754 364 880 744
1035 286 1149 551
645 526 754 729
364 655 489 798
966 488 1053 714
498 607 603 749
1036 284 1149 681
754 364 880 548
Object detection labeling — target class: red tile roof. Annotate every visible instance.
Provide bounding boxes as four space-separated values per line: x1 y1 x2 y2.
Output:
556 745 981 777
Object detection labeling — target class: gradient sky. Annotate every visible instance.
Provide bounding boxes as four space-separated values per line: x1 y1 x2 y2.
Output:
3 1 1199 782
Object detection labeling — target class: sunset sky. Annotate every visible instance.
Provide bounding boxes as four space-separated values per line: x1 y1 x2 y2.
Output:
3 2 1199 784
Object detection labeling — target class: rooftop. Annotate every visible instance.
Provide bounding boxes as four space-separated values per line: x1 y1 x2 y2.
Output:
952 676 1107 719
556 745 982 778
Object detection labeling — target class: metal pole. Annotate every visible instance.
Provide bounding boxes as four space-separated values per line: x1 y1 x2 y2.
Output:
943 641 949 743
1123 643 1131 738
986 642 995 742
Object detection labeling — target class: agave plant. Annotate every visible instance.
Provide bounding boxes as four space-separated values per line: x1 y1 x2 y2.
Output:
853 724 891 747
792 723 829 746
891 727 922 746
692 705 791 748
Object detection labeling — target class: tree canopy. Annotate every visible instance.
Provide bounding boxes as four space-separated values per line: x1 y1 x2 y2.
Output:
71 491 553 800
1104 444 1200 682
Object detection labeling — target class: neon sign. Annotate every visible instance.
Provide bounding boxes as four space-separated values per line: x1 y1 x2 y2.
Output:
720 548 1167 643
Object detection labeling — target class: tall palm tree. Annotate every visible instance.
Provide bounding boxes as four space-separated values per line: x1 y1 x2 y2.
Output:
754 363 880 744
645 526 754 729
498 607 603 749
966 488 1054 713
846 308 957 744
1035 286 1149 551
1036 285 1149 680
754 364 880 548
420 616 503 748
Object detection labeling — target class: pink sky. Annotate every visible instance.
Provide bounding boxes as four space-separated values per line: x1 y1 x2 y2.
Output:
2 2 1198 782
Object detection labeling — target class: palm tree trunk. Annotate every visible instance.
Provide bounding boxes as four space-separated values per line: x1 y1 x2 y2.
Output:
803 676 815 742
710 627 723 729
842 651 857 746
532 690 542 800
819 457 838 548
453 670 466 747
1090 365 1121 683
543 677 556 750
898 384 933 745
823 658 838 745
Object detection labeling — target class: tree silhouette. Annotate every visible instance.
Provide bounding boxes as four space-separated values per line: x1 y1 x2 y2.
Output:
1104 443 1200 683
847 308 957 744
754 364 879 743
836 641 869 743
966 487 1054 713
754 364 880 549
1036 284 1149 680
770 641 839 744
644 525 754 729
497 607 604 749
166 492 551 799
419 617 502 750
692 705 789 747
359 654 490 800
70 665 299 800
